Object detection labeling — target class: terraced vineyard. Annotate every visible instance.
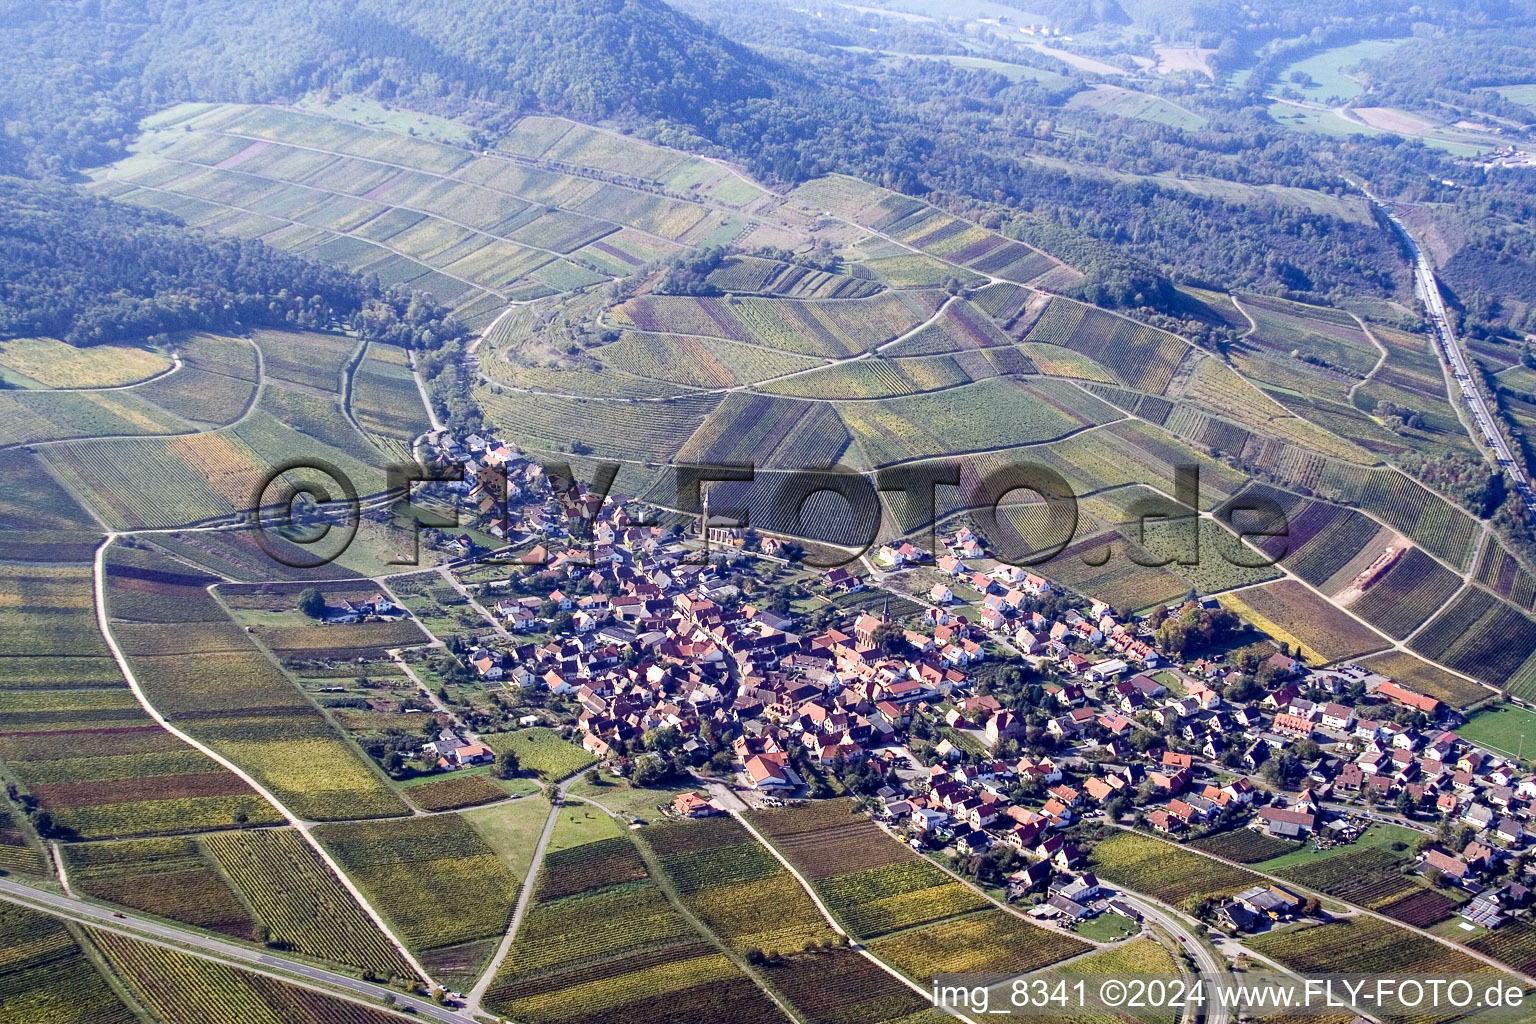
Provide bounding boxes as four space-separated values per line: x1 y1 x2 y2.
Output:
1237 293 1381 380
48 94 1536 781
1347 547 1464 639
104 546 408 822
1410 586 1536 694
313 813 521 957
641 815 837 955
759 948 948 1024
38 328 410 532
616 291 940 359
406 773 509 812
1468 918 1536 976
487 811 789 1024
816 859 989 938
1088 830 1260 910
1476 536 1536 612
1024 299 1188 394
745 798 1087 976
201 828 414 977
1356 469 1478 570
1358 650 1491 709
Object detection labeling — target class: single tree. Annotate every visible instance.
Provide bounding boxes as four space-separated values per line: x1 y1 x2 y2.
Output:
297 587 327 619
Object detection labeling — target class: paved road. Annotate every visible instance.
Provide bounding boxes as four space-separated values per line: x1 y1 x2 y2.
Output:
1366 189 1536 519
0 877 472 1023
1114 893 1228 1024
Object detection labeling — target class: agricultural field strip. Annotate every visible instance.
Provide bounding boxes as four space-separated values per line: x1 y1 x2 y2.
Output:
620 819 809 1024
0 878 469 1024
1104 385 1507 681
466 785 800 1020
714 799 982 1023
13 324 269 455
485 302 1001 414
148 147 623 277
804 184 1063 290
87 537 436 988
112 176 510 302
462 778 565 1013
501 298 966 403
1216 573 1395 667
338 336 378 446
1400 578 1473 648
195 125 742 259
926 436 1492 692
1124 825 1534 984
496 115 785 226
27 351 185 394
1344 312 1391 400
726 795 1113 997
1211 482 1526 689
738 297 968 397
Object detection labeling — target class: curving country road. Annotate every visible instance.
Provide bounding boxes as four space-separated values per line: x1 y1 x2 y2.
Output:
462 773 576 1015
0 877 472 1024
1111 893 1229 1024
90 536 436 988
1365 188 1536 520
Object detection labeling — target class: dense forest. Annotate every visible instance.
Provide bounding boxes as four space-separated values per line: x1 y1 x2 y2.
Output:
3 0 1536 332
0 178 468 349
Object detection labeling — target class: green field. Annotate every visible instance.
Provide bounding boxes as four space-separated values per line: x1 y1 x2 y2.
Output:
482 727 597 781
1249 823 1422 873
1074 911 1140 942
1455 703 1536 763
461 793 553 882
0 336 171 388
1490 83 1536 111
1068 85 1208 129
1274 39 1409 102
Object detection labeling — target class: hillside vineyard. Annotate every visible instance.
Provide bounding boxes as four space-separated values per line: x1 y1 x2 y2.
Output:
3 3 1536 1022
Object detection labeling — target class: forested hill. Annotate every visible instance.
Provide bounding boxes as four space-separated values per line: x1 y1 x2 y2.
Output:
0 178 469 348
0 0 1409 311
0 0 784 179
330 1 775 127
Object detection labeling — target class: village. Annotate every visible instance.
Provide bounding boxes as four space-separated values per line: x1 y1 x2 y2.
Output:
409 429 1536 944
